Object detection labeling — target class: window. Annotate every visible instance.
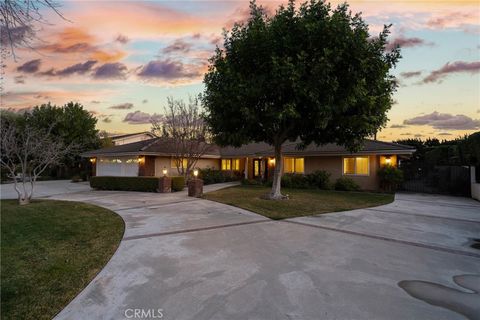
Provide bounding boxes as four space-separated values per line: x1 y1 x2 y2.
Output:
171 158 188 169
284 157 305 174
221 159 231 170
222 159 240 170
343 157 369 175
232 159 240 171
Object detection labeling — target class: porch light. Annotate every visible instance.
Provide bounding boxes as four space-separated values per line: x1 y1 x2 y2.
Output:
162 166 168 176
385 156 391 164
193 168 199 178
138 156 145 164
269 158 275 165
89 158 96 163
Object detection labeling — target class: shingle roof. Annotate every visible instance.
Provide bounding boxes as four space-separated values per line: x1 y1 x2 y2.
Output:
82 138 415 158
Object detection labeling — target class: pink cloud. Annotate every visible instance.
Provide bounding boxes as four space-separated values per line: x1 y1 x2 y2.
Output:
422 61 480 83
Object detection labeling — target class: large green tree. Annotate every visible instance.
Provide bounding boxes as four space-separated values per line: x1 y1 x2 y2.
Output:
203 0 400 199
25 102 100 177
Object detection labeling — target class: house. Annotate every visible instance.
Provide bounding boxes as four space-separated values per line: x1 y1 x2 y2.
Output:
82 138 415 190
109 132 156 146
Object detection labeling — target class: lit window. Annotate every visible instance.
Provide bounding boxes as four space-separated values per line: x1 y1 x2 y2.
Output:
284 157 304 174
232 159 240 170
343 157 369 175
171 158 188 169
221 159 231 170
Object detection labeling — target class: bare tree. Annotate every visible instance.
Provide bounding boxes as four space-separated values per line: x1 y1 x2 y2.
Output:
0 118 75 205
151 96 214 178
0 0 66 60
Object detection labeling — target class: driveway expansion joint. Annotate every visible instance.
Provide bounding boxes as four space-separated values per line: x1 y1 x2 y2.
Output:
123 219 272 241
364 207 480 224
284 220 480 259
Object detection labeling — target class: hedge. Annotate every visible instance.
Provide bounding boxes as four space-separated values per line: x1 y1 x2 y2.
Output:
171 176 185 192
90 176 161 192
334 177 360 191
199 168 243 185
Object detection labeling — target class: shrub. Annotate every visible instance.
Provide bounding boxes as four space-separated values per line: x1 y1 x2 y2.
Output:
378 165 404 192
280 173 309 188
199 168 243 185
90 176 160 192
334 177 360 191
171 176 185 192
305 170 331 189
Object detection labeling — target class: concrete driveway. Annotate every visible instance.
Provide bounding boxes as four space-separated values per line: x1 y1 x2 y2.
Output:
2 181 479 319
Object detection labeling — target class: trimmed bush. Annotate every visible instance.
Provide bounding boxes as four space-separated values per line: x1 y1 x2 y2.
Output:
280 173 309 188
199 168 243 185
171 176 185 192
378 165 404 192
305 170 331 189
242 178 262 186
334 177 360 191
90 176 160 192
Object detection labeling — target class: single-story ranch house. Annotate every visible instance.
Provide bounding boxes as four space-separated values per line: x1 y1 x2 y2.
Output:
82 136 415 191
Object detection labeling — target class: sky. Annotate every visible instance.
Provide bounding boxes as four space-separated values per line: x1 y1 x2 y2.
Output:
1 0 479 141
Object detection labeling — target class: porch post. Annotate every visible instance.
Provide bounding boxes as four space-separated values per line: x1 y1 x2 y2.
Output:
244 157 248 179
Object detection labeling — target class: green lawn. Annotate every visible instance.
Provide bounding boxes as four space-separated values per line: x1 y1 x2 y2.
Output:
205 185 394 220
0 200 124 320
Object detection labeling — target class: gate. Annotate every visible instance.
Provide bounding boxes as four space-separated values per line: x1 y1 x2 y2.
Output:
401 165 471 197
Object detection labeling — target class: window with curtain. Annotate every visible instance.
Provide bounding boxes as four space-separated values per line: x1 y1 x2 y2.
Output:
232 159 240 170
221 159 231 170
343 157 369 175
284 157 304 174
171 158 188 169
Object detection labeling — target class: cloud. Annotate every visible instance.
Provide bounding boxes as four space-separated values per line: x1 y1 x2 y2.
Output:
123 110 163 124
400 133 412 136
438 132 452 136
414 134 423 138
400 71 422 78
56 60 98 77
404 111 480 130
137 59 201 80
115 34 129 44
426 12 479 32
109 103 134 110
93 62 128 79
422 61 480 83
142 99 148 104
91 100 101 104
390 124 408 128
163 39 193 54
386 36 433 51
17 59 41 73
102 116 113 123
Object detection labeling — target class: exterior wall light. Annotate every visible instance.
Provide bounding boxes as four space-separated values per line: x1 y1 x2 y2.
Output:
193 168 199 178
162 166 168 176
269 158 276 165
138 156 145 164
89 158 96 163
385 156 391 164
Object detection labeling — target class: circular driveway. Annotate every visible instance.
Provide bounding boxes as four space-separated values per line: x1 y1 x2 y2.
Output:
4 181 479 319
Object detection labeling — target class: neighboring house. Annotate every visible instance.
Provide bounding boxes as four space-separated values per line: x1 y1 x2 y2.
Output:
82 138 415 190
109 132 156 146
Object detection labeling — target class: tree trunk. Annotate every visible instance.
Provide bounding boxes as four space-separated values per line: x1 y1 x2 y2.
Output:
18 196 30 205
268 143 287 200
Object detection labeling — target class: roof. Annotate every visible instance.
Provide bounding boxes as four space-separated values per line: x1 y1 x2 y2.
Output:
109 132 156 140
82 138 221 158
82 138 415 158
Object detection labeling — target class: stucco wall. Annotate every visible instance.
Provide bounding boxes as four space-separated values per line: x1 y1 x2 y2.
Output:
305 155 380 190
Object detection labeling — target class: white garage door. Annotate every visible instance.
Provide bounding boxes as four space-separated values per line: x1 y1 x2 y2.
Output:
97 157 139 176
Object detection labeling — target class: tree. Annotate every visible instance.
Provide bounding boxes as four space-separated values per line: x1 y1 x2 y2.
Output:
0 0 66 60
203 0 400 199
151 96 213 178
0 117 75 205
26 102 101 177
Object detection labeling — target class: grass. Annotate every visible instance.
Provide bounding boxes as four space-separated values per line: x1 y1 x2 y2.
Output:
204 185 394 220
0 200 124 320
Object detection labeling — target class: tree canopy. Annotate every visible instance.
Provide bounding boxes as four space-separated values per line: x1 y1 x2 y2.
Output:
203 0 401 198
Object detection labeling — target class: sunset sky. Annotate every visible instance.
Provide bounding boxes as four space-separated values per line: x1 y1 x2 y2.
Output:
2 0 479 141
